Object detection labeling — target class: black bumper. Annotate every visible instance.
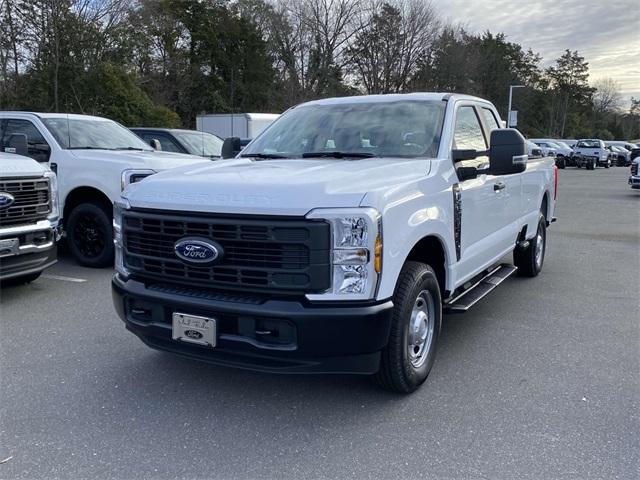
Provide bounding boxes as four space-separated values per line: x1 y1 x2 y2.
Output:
112 275 394 374
0 247 57 281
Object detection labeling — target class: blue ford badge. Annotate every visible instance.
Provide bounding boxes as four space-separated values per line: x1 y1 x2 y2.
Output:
0 192 15 210
174 237 222 266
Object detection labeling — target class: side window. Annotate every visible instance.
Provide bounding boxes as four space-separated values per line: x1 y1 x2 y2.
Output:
480 107 500 132
143 133 181 153
1 119 50 162
453 106 488 169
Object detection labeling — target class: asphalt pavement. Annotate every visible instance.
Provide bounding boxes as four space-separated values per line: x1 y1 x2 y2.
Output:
1 166 638 480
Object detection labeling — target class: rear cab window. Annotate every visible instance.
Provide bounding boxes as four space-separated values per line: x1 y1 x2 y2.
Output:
0 118 51 162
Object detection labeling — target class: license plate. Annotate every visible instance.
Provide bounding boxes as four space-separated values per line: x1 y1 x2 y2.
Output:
0 238 19 256
172 313 217 348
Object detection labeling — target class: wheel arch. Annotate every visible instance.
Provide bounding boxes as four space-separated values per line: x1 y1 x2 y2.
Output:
404 235 448 297
63 186 112 223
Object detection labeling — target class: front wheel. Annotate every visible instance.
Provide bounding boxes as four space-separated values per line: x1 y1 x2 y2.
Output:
514 213 546 277
66 202 114 268
373 261 442 393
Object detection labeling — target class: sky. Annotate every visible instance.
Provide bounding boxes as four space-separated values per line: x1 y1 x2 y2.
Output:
432 0 640 108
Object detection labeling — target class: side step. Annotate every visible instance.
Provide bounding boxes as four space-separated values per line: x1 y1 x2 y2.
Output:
444 264 518 313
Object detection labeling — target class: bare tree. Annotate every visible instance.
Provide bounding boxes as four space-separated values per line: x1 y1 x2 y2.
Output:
592 77 622 114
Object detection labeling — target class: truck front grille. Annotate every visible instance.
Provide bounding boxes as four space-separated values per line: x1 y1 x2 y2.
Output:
122 210 331 295
0 178 51 227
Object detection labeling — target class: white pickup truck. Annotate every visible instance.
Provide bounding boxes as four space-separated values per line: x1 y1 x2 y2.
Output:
0 112 208 267
0 152 59 284
112 93 557 393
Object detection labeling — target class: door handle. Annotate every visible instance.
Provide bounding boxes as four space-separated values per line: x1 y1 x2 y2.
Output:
494 181 506 192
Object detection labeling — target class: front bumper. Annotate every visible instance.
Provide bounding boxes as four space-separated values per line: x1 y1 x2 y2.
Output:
0 220 58 280
629 175 640 189
112 275 394 374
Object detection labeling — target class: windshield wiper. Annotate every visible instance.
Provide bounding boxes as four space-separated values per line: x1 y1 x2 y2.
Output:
240 153 289 159
67 146 108 150
301 151 376 159
114 147 151 151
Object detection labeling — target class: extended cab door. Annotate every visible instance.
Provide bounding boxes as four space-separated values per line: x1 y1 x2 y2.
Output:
452 104 516 283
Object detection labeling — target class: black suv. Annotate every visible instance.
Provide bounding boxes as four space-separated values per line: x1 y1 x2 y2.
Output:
130 128 223 158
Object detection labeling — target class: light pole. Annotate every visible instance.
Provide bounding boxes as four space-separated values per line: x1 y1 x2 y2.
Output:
507 85 525 128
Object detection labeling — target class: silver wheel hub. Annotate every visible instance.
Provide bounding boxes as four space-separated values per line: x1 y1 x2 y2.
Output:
407 290 435 368
535 229 544 268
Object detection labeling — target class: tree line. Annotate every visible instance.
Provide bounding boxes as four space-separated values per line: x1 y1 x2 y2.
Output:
1 0 638 140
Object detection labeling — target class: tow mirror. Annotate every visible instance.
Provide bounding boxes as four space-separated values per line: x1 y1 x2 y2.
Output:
7 133 28 157
222 136 241 159
149 138 162 150
489 129 527 175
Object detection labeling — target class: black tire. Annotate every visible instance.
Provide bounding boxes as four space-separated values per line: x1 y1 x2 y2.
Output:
66 202 114 268
1 271 42 287
577 163 582 169
559 158 566 169
373 261 442 393
514 213 546 277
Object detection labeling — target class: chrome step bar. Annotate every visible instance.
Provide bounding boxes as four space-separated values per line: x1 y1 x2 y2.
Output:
444 264 518 313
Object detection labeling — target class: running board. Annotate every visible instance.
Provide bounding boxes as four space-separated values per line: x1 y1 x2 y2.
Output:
444 264 518 313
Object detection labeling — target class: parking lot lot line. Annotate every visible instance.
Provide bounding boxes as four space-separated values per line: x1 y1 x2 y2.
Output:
41 273 87 283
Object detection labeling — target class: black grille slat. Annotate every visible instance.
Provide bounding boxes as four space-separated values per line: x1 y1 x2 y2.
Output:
0 178 51 227
123 210 330 294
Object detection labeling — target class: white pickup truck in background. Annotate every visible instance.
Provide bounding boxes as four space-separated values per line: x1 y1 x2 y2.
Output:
0 152 59 284
112 93 557 393
0 112 209 267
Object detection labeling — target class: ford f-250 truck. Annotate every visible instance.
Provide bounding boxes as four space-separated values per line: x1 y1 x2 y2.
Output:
1 152 59 284
0 112 208 268
112 93 558 393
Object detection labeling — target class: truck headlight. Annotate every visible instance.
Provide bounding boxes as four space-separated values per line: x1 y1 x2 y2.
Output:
113 198 131 279
44 170 59 222
121 169 156 191
306 208 381 301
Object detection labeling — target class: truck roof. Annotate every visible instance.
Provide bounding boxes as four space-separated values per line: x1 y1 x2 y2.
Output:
298 92 493 107
0 111 111 121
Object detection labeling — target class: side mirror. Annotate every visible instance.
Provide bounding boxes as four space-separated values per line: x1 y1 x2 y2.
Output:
149 139 162 151
222 136 241 159
489 129 527 175
7 133 28 157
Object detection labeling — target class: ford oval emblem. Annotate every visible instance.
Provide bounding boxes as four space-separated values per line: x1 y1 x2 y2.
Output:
174 237 223 266
0 192 15 210
184 330 203 340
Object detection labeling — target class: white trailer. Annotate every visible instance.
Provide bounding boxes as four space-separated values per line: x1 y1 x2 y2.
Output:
196 113 280 139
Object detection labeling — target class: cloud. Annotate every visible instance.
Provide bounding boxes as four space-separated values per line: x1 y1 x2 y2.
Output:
432 0 640 101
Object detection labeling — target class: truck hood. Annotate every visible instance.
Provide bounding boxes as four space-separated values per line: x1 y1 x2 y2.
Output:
0 153 49 178
124 157 433 216
70 149 208 171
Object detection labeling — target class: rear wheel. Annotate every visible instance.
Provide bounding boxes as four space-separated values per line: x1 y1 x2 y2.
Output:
514 213 546 277
66 202 114 268
374 261 442 393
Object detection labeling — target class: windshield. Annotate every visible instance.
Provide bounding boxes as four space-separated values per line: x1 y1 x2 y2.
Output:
172 130 223 157
554 141 571 149
576 140 600 148
241 100 447 159
43 117 153 150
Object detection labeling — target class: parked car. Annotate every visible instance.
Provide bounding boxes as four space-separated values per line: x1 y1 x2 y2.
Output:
527 141 543 158
0 151 59 284
130 128 224 159
629 158 640 190
530 138 574 168
112 93 557 393
573 139 611 169
607 145 632 166
0 112 208 267
605 141 638 152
